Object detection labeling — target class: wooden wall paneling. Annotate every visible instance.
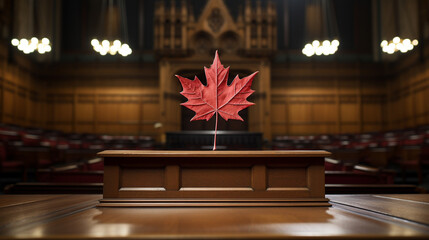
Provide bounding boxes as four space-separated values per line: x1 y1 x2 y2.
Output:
0 61 3 122
362 103 383 132
117 95 140 134
339 94 359 133
271 100 287 136
142 101 161 136
313 102 337 134
76 94 95 133
393 79 403 129
361 77 386 133
335 77 341 134
96 94 119 134
94 87 98 134
288 101 312 135
2 79 14 124
72 86 77 133
424 78 429 125
52 94 74 132
405 89 414 128
138 96 143 135
0 59 6 123
412 73 428 126
258 62 272 140
28 90 39 126
356 67 363 133
386 75 395 130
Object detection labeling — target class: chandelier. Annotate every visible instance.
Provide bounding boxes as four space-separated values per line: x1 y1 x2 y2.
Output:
379 1 419 55
302 0 339 57
302 39 339 57
11 37 52 54
380 37 418 54
92 0 132 57
10 1 52 55
91 39 132 56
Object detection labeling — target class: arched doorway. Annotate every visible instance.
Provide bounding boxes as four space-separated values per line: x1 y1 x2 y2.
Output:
176 69 253 131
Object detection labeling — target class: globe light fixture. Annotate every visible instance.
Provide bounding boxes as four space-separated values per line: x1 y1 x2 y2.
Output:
302 0 339 58
91 0 131 57
91 39 132 57
380 37 418 54
302 39 339 57
11 37 52 54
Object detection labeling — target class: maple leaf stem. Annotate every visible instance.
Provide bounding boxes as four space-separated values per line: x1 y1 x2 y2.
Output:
213 111 218 151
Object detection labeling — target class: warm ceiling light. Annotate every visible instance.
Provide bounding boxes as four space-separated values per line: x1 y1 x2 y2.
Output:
11 37 52 54
91 39 132 57
302 39 339 57
381 37 418 54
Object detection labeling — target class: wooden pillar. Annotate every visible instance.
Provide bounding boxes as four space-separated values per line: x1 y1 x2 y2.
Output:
254 60 271 140
159 60 181 141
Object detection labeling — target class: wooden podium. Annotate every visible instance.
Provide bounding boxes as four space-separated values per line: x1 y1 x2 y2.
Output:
98 150 331 207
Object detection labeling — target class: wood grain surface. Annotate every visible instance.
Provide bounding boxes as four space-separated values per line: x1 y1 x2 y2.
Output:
98 150 332 158
329 194 429 226
0 195 100 232
0 194 429 239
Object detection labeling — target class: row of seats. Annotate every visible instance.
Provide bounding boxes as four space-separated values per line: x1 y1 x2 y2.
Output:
273 125 429 151
36 158 104 183
0 123 154 181
273 125 429 184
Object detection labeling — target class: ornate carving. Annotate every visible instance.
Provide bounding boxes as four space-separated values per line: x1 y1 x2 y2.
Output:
154 0 276 57
207 8 224 33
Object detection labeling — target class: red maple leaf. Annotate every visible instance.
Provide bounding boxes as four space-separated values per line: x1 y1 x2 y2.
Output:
176 50 258 150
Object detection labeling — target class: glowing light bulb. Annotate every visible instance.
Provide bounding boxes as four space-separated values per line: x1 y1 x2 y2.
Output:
322 40 330 47
91 39 99 47
113 40 121 47
11 38 19 46
20 39 28 45
412 39 418 46
312 40 320 47
42 38 49 45
393 37 400 44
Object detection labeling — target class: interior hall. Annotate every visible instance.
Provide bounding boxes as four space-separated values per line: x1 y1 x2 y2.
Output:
1 0 429 194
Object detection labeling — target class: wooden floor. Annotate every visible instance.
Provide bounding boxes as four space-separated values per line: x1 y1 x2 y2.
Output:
1 194 429 239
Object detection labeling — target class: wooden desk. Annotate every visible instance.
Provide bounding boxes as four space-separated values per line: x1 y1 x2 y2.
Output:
99 150 330 207
0 194 429 239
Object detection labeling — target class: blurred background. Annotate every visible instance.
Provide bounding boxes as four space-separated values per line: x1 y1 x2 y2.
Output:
1 0 429 194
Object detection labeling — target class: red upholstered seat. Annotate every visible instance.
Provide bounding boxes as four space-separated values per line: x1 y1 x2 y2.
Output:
398 146 423 183
1 160 24 169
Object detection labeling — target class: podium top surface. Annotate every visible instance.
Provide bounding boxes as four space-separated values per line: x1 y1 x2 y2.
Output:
98 150 331 158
